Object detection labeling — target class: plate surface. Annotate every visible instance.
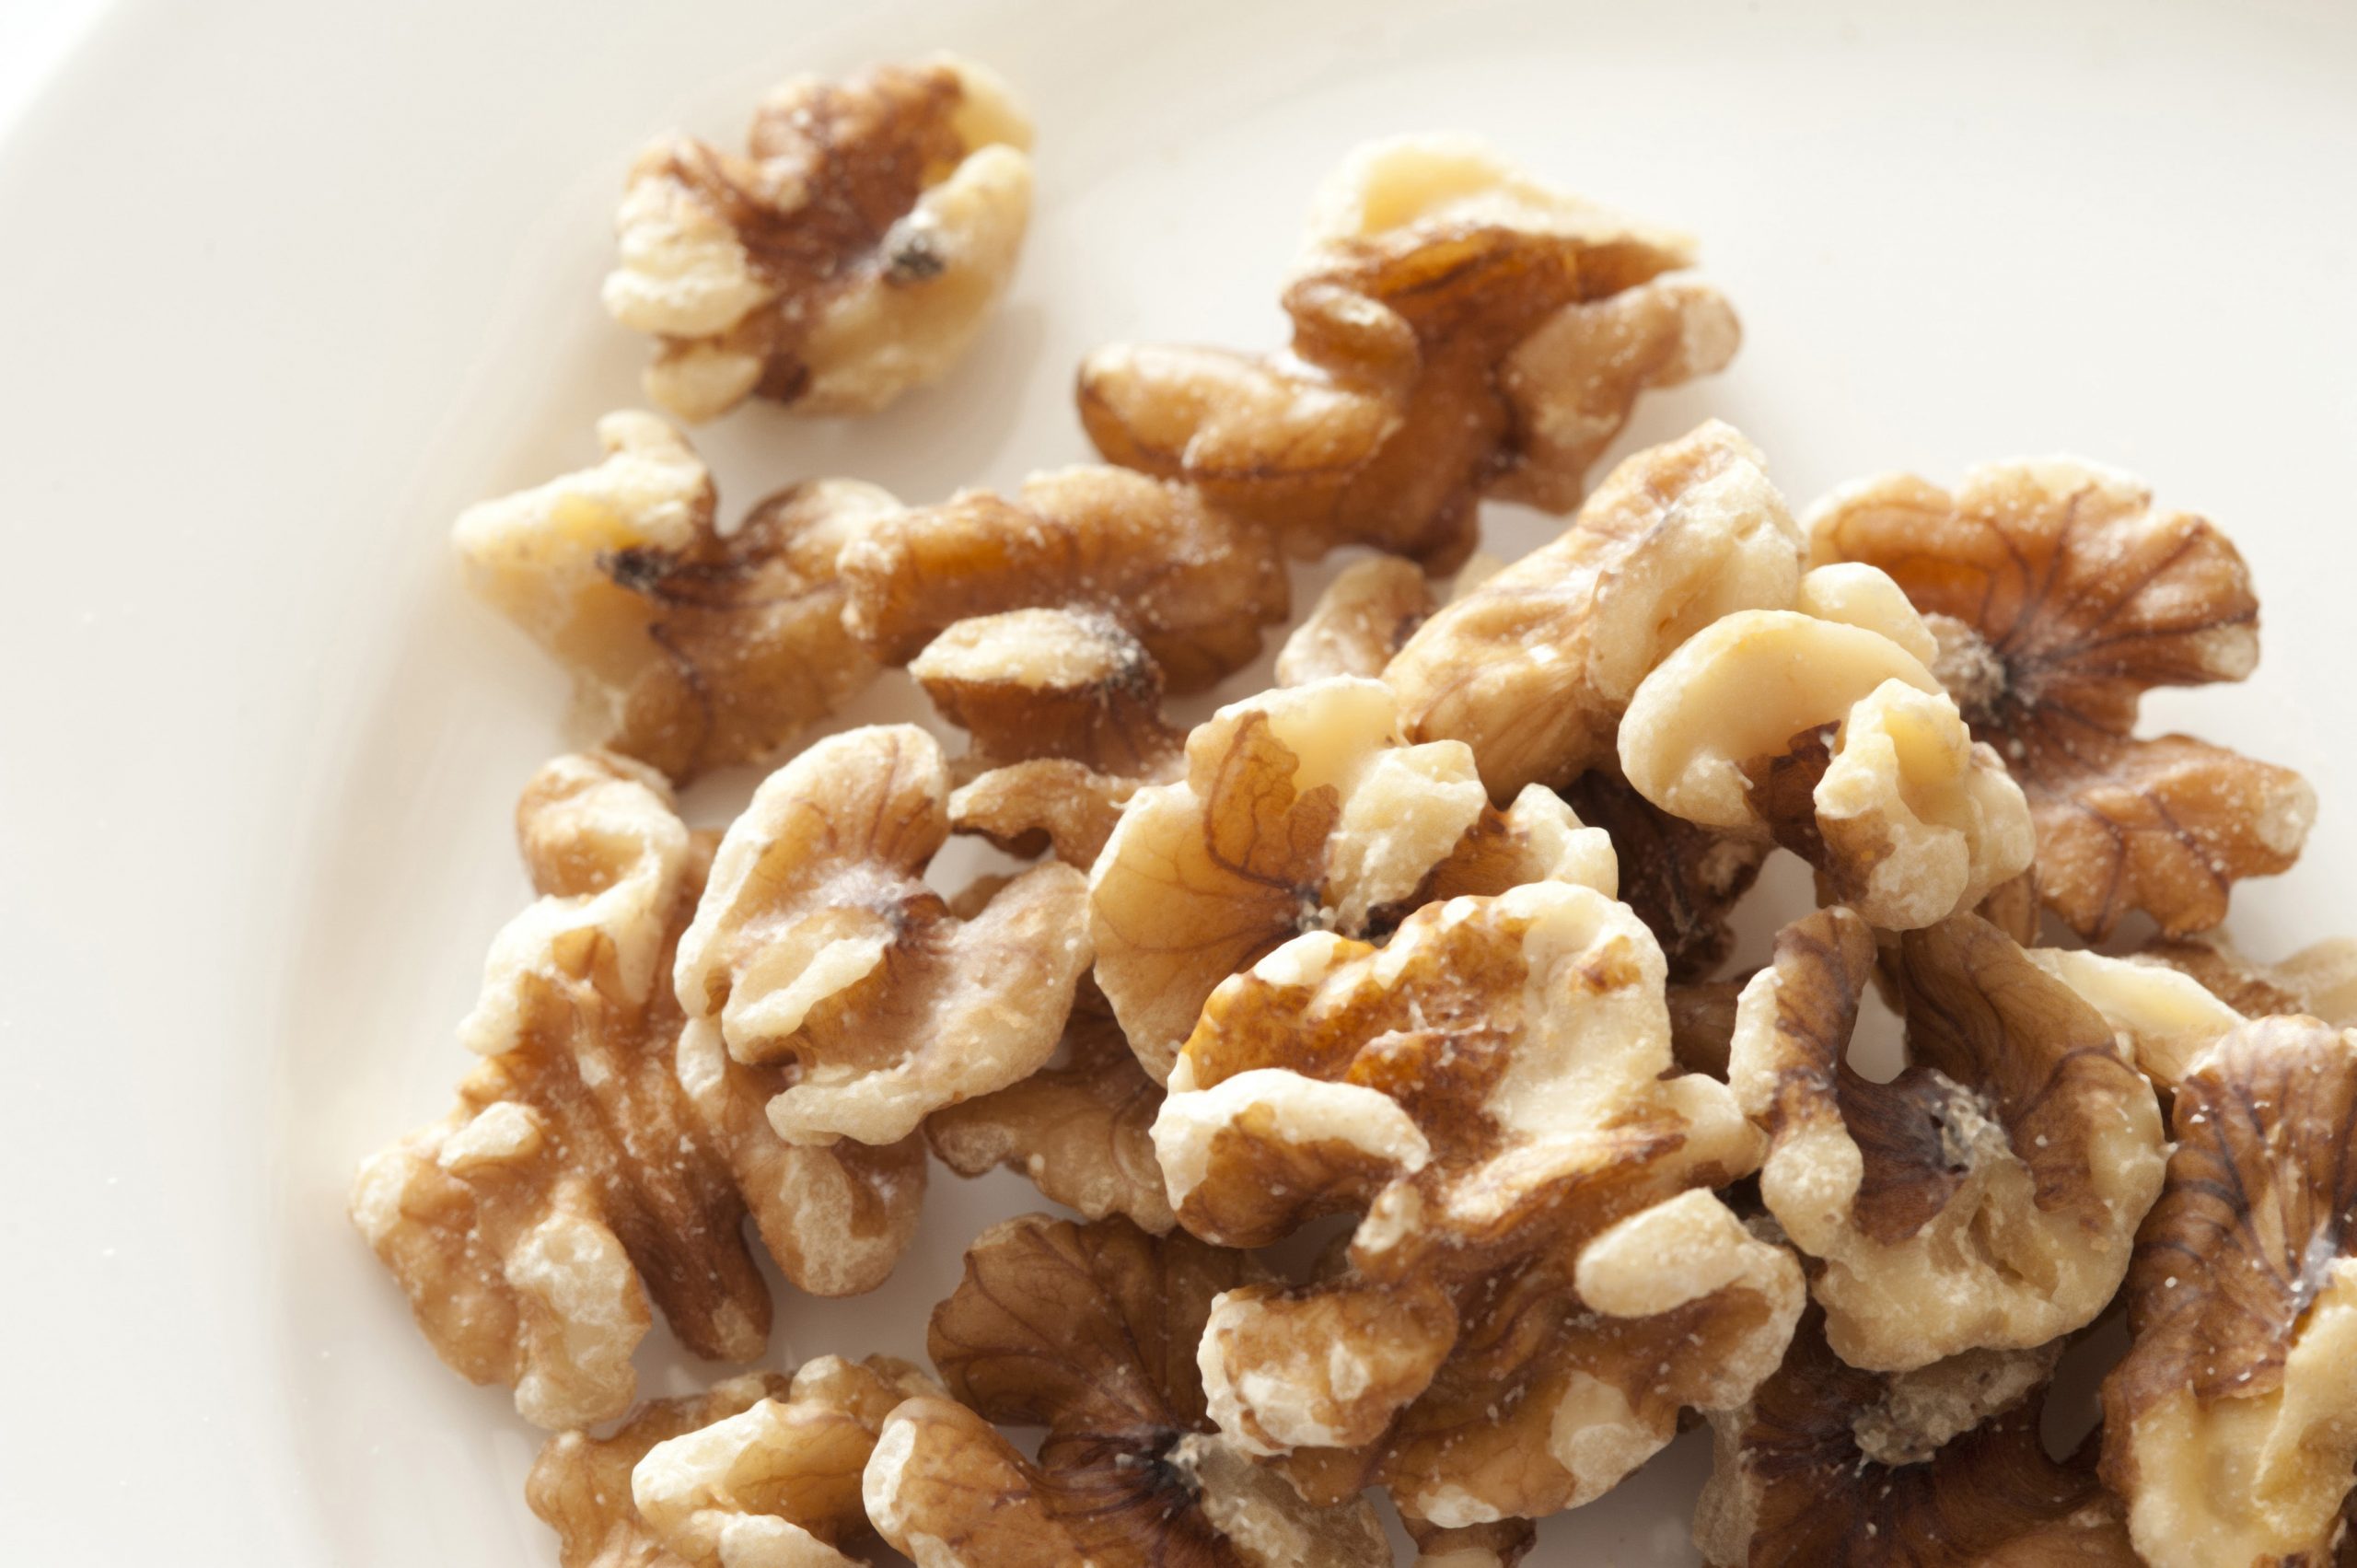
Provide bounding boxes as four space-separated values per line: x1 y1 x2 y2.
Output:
3 0 2354 1560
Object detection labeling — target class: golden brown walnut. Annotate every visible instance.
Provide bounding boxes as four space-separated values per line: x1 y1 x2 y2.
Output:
1276 556 1441 686
1077 134 1738 570
2135 931 2357 1029
453 413 895 784
840 465 1288 692
351 754 770 1427
528 1356 940 1567
1154 880 1760 1459
2099 1016 2357 1568
605 56 1032 421
1300 1189 1804 1528
946 759 1136 870
1806 459 2316 939
924 982 1173 1232
1618 575 2036 931
1562 770 1769 982
1695 1307 2135 1567
1386 421 1804 799
1088 676 1616 1079
1407 1518 1537 1568
1727 907 2166 1370
1667 977 1747 1079
861 1214 1388 1567
674 725 1091 1146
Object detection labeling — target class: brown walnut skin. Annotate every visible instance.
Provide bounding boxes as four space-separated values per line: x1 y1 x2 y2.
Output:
1695 1308 2135 1567
840 466 1288 692
863 1214 1387 1567
1807 460 2314 938
1077 180 1726 572
1562 770 1767 982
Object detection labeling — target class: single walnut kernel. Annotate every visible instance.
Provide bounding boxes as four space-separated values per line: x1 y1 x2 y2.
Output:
1619 585 2035 931
673 725 1091 1145
2100 1016 2357 1568
1695 1308 2134 1567
1078 134 1737 570
1807 458 2316 938
605 56 1033 421
1088 676 1614 1079
924 982 1174 1232
1275 556 1441 686
453 413 894 784
911 609 1184 780
1387 421 1804 799
842 465 1288 692
861 1214 1388 1567
1346 1190 1804 1528
1728 908 2165 1370
351 754 769 1428
528 1356 939 1567
1155 881 1759 1457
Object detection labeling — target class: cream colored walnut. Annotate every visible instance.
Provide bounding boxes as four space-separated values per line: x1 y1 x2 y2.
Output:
606 56 1032 421
527 1357 939 1567
2134 930 2357 1028
1728 907 2165 1371
1155 880 1759 1458
673 725 1091 1145
1808 458 2315 938
2101 1016 2357 1568
1407 1519 1537 1568
1619 585 2034 931
1696 1308 2133 1566
452 413 893 784
2026 946 2247 1094
1079 134 1737 571
351 754 770 1428
861 1214 1388 1567
841 465 1287 693
1087 676 1614 1080
924 983 1172 1231
1387 421 1803 799
1276 555 1439 685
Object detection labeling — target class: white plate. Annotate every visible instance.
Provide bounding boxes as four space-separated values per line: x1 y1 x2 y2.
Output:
4 0 2354 1560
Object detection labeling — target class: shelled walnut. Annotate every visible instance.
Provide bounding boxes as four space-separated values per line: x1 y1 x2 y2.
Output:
862 1214 1388 1566
924 982 1173 1231
453 413 895 784
1561 770 1769 983
1695 1308 2133 1566
2134 930 2357 1028
1618 578 2034 931
2101 1016 2357 1568
1807 458 2315 938
1152 880 1760 1461
1078 134 1738 570
1088 676 1615 1079
1275 555 1441 685
605 56 1033 421
528 1356 939 1567
841 464 1288 691
1727 907 2165 1370
1386 421 1804 799
351 754 771 1427
673 725 1091 1145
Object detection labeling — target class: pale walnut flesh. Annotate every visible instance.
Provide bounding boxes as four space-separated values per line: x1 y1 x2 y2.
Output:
527 1357 940 1567
606 56 1033 421
2026 945 2247 1094
1078 134 1737 571
1155 880 1759 1458
1727 907 2165 1371
453 413 894 784
1694 1308 2134 1567
1407 1518 1538 1568
1345 1190 1804 1528
350 754 769 1427
1275 555 1440 686
840 465 1288 693
861 1214 1387 1567
1386 420 1804 799
1619 580 2037 931
2100 1016 2357 1568
1807 459 2316 938
674 725 1092 1146
2134 930 2357 1029
924 982 1173 1232
1087 676 1613 1080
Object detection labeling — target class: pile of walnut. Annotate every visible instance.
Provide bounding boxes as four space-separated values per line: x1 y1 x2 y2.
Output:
361 56 2357 1568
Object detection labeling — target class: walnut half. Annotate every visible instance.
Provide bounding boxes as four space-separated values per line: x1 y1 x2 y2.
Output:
606 55 1033 421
